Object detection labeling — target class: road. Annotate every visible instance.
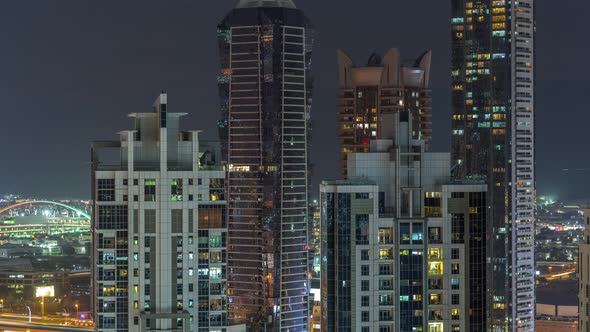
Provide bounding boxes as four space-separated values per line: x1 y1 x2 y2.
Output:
0 316 92 332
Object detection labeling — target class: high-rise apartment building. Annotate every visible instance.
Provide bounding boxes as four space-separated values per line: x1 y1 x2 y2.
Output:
321 109 487 332
92 93 228 332
217 0 313 330
337 49 432 177
579 209 590 332
450 1 536 330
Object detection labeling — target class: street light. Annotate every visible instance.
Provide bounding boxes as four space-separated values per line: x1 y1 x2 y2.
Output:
75 303 79 319
35 286 54 318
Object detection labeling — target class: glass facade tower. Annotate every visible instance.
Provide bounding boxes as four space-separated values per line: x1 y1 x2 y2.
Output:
217 0 313 330
321 108 488 331
450 1 536 331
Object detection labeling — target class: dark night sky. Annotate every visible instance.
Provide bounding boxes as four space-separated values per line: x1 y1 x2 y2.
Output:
0 1 588 201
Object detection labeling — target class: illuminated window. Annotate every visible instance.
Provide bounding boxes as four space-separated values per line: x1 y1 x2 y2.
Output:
144 179 156 201
493 303 506 310
429 294 442 305
171 179 183 201
428 248 443 260
428 262 444 275
379 248 393 260
210 268 222 280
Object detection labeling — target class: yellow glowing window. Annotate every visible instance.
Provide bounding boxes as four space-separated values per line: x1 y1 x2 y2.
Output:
466 100 473 106
231 165 250 172
493 303 506 309
429 294 442 304
466 2 473 8
379 248 393 260
428 262 444 275
134 285 139 294
492 23 506 29
134 301 139 309
413 294 422 301
428 322 444 332
492 15 506 22
428 248 442 260
477 16 485 22
492 7 506 14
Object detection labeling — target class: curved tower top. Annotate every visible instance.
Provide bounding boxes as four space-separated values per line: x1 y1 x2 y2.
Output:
235 0 296 8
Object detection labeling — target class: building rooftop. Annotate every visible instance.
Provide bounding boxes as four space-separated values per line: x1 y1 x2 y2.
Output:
235 0 296 8
0 258 34 272
322 179 376 186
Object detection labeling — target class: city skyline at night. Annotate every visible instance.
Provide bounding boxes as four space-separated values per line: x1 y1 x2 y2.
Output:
0 1 588 332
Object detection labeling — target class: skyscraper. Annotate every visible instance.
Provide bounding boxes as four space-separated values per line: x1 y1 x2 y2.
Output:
321 107 487 332
92 93 228 331
217 0 313 330
579 209 590 332
337 49 432 177
450 1 536 331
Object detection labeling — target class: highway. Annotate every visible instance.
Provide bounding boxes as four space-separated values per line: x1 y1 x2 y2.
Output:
0 315 92 332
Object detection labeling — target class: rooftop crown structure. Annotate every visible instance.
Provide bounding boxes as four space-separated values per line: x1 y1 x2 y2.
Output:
337 49 433 177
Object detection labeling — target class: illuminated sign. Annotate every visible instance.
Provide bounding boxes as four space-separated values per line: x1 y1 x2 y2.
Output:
35 286 55 298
